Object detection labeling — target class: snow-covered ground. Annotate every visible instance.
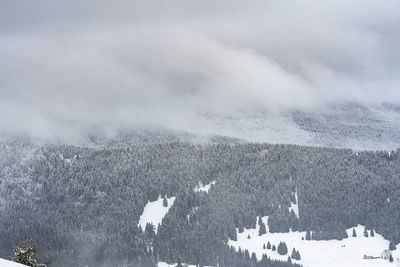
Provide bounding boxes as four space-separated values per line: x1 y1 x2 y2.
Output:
138 195 176 233
228 217 400 267
0 258 26 267
194 181 216 193
288 189 299 218
158 261 212 267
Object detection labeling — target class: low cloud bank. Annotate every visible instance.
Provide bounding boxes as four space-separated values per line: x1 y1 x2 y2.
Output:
1 0 399 140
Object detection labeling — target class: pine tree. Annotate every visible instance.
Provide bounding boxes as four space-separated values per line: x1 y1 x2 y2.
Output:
9 236 48 267
247 234 251 239
370 229 375 237
389 254 393 262
352 228 357 237
145 223 156 239
267 241 271 249
363 226 368 237
258 216 263 226
389 240 396 251
229 227 237 241
288 256 292 263
277 242 288 255
291 248 301 260
272 245 276 251
259 221 266 236
251 252 257 262
163 196 168 207
176 257 182 267
238 223 244 233
244 250 250 261
305 230 311 241
263 244 266 249
291 248 297 259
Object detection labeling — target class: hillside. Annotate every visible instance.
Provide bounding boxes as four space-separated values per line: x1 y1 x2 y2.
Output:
0 141 399 266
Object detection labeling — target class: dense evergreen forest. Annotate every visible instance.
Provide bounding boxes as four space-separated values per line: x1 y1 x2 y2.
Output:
0 140 399 266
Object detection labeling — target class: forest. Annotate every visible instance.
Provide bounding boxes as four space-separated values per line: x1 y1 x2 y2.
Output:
0 140 399 266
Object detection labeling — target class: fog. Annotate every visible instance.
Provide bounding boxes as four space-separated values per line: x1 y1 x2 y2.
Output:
1 0 399 140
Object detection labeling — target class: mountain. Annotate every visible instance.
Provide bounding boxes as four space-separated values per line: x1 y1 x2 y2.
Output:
0 140 399 266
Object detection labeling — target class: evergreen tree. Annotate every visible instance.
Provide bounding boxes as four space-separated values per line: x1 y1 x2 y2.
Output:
389 240 396 251
305 230 311 241
251 252 257 262
9 236 48 267
176 257 182 267
370 229 375 237
163 196 168 207
389 254 393 262
291 248 301 260
145 223 156 239
352 228 357 237
363 226 368 237
277 242 288 255
267 241 271 249
238 223 244 233
272 245 276 251
244 250 250 261
247 234 251 239
291 248 297 259
259 221 266 236
228 228 237 241
263 244 266 249
258 216 263 226
288 256 291 263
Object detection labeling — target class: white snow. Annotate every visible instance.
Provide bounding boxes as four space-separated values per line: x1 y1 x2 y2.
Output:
194 181 216 193
0 258 27 267
228 217 400 267
288 189 299 218
158 262 212 267
138 195 175 233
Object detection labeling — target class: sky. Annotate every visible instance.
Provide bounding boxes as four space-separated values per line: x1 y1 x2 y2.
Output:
0 0 399 140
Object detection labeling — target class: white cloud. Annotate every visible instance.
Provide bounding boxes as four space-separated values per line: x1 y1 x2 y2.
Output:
0 0 399 139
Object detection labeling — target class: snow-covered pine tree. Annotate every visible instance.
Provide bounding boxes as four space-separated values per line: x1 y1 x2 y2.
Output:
9 236 48 267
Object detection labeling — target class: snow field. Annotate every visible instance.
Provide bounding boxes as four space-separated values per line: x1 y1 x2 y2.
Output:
194 181 216 193
228 217 400 267
138 195 176 233
0 259 27 267
158 262 212 267
288 189 299 218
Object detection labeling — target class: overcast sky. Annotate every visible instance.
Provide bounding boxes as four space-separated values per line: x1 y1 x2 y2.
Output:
1 0 399 139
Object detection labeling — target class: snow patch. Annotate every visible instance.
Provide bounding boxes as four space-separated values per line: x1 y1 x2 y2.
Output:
0 258 27 267
158 262 212 267
288 189 299 218
228 221 400 267
194 181 216 193
138 195 175 233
